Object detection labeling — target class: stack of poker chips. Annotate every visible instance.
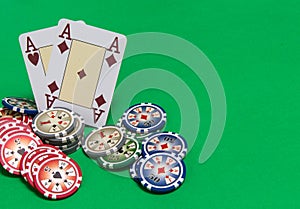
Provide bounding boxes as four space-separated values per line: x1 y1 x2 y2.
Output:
130 132 187 194
82 102 187 194
20 144 82 200
0 98 82 200
1 97 37 126
31 107 84 155
82 103 167 170
82 124 142 170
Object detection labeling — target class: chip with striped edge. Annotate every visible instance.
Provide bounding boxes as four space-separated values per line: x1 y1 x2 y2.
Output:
0 129 43 175
42 113 84 145
116 118 161 141
20 145 64 187
138 152 186 193
2 97 38 115
53 138 80 150
129 156 143 182
97 136 141 170
0 107 33 125
0 118 32 137
142 132 188 159
121 103 167 134
82 125 126 158
61 141 81 155
33 155 82 200
32 107 76 139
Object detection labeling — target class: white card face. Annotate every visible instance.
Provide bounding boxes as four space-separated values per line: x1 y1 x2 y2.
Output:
19 26 56 111
19 20 86 111
45 19 127 127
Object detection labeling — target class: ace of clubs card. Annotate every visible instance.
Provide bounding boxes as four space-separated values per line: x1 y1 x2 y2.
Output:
45 19 127 128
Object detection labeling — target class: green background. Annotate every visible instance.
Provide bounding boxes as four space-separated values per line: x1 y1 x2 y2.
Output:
0 0 299 208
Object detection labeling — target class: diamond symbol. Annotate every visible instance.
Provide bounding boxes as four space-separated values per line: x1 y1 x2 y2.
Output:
157 167 165 174
77 69 87 79
140 114 148 120
95 95 106 107
57 41 69 54
160 143 169 150
105 54 117 67
48 81 59 93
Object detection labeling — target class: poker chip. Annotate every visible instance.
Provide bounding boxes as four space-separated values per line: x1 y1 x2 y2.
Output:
0 107 23 120
82 125 126 158
138 152 186 193
54 138 80 150
142 132 188 159
20 145 64 187
32 107 76 139
0 107 33 125
116 118 136 137
129 156 143 182
121 103 167 134
2 97 38 115
32 109 83 155
61 141 81 155
33 156 82 200
0 129 43 175
42 114 85 145
0 118 31 138
97 136 141 170
116 118 160 141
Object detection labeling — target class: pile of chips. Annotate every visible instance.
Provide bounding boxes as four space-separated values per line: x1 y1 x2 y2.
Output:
31 107 84 155
130 132 187 194
1 97 188 195
20 144 82 200
82 102 187 194
0 97 82 200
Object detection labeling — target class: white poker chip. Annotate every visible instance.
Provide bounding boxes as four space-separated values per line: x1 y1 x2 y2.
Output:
43 113 85 145
82 125 126 158
32 107 76 139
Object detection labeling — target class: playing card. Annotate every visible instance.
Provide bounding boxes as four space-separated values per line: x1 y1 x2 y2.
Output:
19 26 56 110
45 19 127 128
19 20 85 111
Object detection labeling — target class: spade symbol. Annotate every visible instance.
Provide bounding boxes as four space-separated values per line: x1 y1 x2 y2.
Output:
118 147 124 153
53 171 62 179
17 148 25 155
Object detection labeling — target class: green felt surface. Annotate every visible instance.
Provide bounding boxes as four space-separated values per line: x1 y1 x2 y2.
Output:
1 0 299 208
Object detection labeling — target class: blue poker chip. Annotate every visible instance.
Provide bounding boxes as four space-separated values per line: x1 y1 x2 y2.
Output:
121 103 167 134
138 152 186 193
116 118 161 142
142 132 188 159
2 97 38 115
129 156 143 182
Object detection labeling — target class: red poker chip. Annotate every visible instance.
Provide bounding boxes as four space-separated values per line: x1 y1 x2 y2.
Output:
22 115 33 127
0 107 33 125
0 118 31 138
20 145 64 187
33 156 82 199
0 107 24 120
0 129 43 175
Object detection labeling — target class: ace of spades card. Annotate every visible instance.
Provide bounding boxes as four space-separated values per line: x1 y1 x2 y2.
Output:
45 19 127 128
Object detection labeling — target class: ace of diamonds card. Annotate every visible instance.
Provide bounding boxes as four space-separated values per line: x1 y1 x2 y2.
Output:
44 19 127 127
